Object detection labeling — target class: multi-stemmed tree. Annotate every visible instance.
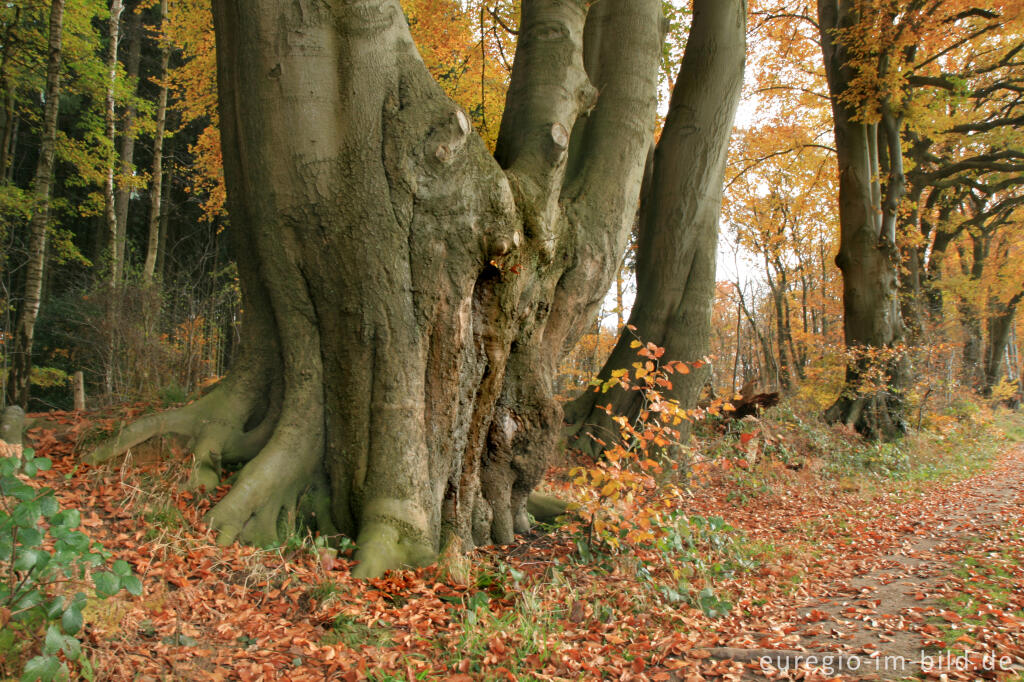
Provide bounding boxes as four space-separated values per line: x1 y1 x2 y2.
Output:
89 0 747 577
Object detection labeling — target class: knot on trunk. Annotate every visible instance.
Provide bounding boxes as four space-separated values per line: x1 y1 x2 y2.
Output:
489 230 523 257
432 110 471 165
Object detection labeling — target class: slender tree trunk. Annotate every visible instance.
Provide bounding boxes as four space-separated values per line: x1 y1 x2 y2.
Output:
766 263 793 389
156 138 172 281
0 8 19 183
957 235 988 388
732 287 741 392
899 183 925 339
961 308 984 386
771 287 792 389
104 0 124 283
922 205 958 327
114 7 142 266
819 241 829 338
737 286 777 389
5 0 64 408
1007 325 1020 382
614 258 626 331
0 90 14 182
819 0 908 440
564 0 746 455
902 243 924 338
143 0 169 284
88 0 663 577
984 292 1022 394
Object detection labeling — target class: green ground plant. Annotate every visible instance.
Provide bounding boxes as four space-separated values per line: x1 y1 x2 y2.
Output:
1 448 142 681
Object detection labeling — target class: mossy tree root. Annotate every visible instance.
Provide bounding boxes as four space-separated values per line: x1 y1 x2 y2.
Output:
84 368 272 491
203 436 322 547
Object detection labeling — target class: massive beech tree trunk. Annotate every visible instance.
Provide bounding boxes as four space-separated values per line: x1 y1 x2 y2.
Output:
819 0 907 440
5 0 64 408
564 0 747 454
88 0 664 577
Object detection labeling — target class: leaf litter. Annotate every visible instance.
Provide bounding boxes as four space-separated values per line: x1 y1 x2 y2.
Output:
13 405 1024 681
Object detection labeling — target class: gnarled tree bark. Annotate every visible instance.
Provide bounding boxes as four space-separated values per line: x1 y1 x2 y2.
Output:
88 0 663 577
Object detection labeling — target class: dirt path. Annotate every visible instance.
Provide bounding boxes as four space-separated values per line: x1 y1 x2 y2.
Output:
695 447 1024 680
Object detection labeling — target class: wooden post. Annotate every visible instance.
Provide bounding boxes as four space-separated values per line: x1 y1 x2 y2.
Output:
0 405 24 446
72 371 85 411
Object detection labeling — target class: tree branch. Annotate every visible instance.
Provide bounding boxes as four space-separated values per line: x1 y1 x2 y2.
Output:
495 0 595 253
562 0 662 215
725 144 837 191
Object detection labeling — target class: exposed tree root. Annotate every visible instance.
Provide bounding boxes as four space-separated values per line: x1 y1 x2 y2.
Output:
562 402 622 460
825 391 907 441
353 522 431 578
84 359 329 551
85 371 268 489
525 492 568 523
198 371 324 547
204 435 322 547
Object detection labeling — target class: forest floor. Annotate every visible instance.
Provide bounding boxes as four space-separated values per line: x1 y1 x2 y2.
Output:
3 403 1024 681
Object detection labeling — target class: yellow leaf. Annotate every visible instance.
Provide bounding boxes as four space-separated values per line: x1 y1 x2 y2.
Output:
630 340 642 348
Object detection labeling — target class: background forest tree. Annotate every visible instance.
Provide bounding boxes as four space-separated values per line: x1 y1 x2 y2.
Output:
704 0 1024 430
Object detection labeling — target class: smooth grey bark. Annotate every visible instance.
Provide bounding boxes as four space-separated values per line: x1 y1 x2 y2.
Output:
5 0 64 409
565 0 747 454
143 0 169 284
819 0 907 440
89 0 662 578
